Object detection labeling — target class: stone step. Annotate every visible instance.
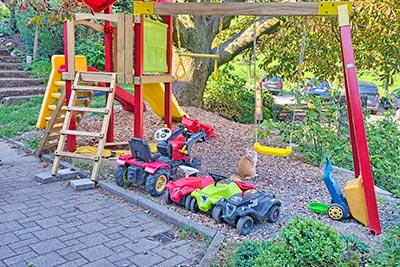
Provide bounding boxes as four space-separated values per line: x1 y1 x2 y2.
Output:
0 63 25 70
0 70 31 78
0 77 43 88
0 49 9 56
0 55 22 63
0 94 43 106
0 86 46 99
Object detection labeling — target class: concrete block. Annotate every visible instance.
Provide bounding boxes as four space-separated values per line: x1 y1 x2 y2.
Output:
34 172 59 184
70 179 95 191
58 169 79 180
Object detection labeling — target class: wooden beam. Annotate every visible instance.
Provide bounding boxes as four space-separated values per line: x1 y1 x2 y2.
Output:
117 14 125 84
74 20 104 33
124 14 134 84
75 13 118 22
153 2 320 16
66 20 75 80
134 74 174 85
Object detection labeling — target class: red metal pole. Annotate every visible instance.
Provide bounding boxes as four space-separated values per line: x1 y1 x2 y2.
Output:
104 6 115 143
134 15 144 138
338 7 381 234
342 68 360 177
164 14 173 129
64 22 76 152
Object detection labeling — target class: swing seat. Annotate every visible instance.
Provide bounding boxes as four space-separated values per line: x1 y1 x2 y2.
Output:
253 142 292 157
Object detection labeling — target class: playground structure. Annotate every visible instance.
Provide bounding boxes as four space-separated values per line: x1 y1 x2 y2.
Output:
132 0 381 235
35 0 381 235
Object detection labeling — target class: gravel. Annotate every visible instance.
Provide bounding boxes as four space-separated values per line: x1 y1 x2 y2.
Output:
77 104 399 254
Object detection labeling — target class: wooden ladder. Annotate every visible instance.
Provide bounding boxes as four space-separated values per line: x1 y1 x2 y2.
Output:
51 71 117 180
35 90 94 156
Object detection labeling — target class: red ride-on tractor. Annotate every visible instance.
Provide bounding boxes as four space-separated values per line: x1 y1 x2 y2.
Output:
114 125 207 196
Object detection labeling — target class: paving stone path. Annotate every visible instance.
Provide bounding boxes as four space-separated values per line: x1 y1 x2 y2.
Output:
0 139 208 267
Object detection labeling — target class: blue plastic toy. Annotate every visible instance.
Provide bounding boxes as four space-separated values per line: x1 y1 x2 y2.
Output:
323 157 350 220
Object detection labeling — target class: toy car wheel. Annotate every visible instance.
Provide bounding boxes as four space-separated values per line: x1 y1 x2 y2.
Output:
114 165 130 187
267 204 281 223
327 203 345 220
190 197 200 213
164 189 172 204
146 167 169 197
212 206 224 223
237 216 254 236
184 195 192 210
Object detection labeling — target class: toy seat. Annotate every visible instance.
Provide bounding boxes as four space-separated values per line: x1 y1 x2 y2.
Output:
129 138 160 162
157 140 173 158
234 180 257 195
208 172 228 185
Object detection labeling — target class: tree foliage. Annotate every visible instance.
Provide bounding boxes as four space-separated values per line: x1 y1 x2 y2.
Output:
260 0 399 93
5 0 399 104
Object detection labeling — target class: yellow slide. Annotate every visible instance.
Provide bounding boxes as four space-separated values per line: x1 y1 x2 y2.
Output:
143 83 187 120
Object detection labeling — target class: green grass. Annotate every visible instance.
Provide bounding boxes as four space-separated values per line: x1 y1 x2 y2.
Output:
0 96 42 138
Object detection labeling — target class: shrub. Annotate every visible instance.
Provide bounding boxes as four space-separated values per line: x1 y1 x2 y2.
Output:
234 240 266 267
365 112 400 197
254 216 347 267
204 64 273 124
368 224 400 267
0 4 11 36
25 58 52 84
75 33 105 71
270 95 400 196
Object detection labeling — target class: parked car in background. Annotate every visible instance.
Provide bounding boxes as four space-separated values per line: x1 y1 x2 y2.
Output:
261 75 283 94
304 80 331 100
357 80 380 114
389 88 400 120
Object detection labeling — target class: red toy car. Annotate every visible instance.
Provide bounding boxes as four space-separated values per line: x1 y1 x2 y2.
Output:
164 166 214 210
114 125 207 197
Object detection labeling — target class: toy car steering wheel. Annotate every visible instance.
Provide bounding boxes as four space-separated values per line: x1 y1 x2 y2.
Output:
154 127 172 141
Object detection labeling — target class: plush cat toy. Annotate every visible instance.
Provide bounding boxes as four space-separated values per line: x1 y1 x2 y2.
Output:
231 149 258 180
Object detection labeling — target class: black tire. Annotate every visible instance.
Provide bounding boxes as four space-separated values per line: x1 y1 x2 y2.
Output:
212 206 224 223
184 195 192 210
164 189 172 204
327 204 345 220
267 204 281 223
190 197 200 213
114 165 130 187
237 216 254 235
145 167 170 197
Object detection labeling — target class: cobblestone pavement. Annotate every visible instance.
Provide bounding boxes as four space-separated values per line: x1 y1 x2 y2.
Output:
0 139 208 267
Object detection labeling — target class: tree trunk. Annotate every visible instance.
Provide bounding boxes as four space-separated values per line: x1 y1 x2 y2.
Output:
9 5 19 34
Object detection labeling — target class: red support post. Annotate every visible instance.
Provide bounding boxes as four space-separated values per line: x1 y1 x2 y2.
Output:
338 6 381 234
104 7 115 143
134 14 145 138
164 14 173 129
64 22 77 152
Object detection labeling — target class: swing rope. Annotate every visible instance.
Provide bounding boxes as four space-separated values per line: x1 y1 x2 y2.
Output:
289 15 308 146
253 14 308 157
